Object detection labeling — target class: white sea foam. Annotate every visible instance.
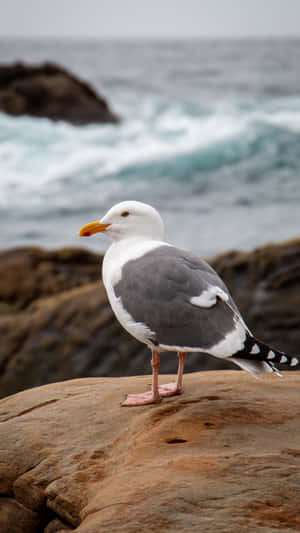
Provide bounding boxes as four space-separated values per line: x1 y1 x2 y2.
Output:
257 110 300 132
1 94 300 254
3 100 300 195
0 105 249 193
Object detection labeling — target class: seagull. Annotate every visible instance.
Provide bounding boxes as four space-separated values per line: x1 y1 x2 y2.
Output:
79 201 298 406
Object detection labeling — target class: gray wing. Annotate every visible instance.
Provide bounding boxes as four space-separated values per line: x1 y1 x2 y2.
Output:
114 245 243 352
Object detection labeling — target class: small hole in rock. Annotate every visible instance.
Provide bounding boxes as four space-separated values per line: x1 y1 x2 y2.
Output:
166 438 187 444
204 422 214 428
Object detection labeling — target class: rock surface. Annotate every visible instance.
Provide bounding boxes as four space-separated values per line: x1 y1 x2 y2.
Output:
1 372 300 532
1 238 300 398
0 62 119 125
0 247 150 399
211 238 300 356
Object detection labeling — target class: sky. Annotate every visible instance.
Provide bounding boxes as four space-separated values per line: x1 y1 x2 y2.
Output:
1 0 300 39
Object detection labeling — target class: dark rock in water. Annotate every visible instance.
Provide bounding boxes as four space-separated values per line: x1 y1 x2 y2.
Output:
0 62 120 125
0 239 300 398
1 373 300 532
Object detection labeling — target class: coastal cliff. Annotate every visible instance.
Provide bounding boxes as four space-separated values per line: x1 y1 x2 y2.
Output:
0 238 300 399
0 372 300 532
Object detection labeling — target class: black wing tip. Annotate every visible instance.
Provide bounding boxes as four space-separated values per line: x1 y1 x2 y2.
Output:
231 333 299 368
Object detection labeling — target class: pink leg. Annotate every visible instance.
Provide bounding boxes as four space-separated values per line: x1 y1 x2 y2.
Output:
158 352 187 397
122 350 161 407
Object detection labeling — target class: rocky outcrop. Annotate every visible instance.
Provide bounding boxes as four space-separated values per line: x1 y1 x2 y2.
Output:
1 372 300 532
211 238 300 356
0 247 149 399
0 62 119 125
0 239 300 399
0 247 101 312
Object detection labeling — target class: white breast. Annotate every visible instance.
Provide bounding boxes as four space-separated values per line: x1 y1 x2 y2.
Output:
102 237 170 346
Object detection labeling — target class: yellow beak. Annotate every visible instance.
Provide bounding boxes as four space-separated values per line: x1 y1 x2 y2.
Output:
78 221 110 237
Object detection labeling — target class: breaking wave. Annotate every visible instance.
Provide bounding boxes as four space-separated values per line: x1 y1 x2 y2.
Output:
1 95 300 255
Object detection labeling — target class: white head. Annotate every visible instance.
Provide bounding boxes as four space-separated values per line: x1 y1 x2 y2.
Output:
79 201 165 242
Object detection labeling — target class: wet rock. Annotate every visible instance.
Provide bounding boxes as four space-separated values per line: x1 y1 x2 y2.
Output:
0 62 119 125
0 372 300 532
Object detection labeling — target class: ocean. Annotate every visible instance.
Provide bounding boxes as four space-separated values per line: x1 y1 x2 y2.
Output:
1 38 300 257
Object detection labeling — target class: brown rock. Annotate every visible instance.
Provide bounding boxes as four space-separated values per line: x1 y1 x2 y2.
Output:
0 247 101 312
210 238 300 356
1 238 300 399
0 372 300 532
0 280 148 399
0 498 42 533
44 519 72 533
0 62 120 125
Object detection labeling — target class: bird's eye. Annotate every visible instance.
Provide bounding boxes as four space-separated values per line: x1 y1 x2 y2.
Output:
121 211 130 217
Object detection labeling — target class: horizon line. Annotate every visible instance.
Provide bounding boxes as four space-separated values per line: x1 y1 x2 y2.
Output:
1 34 300 42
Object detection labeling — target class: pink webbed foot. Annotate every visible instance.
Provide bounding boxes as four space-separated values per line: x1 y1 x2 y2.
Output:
158 382 183 397
121 390 161 407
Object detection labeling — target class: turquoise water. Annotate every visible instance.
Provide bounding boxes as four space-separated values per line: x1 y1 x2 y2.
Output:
1 38 300 256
